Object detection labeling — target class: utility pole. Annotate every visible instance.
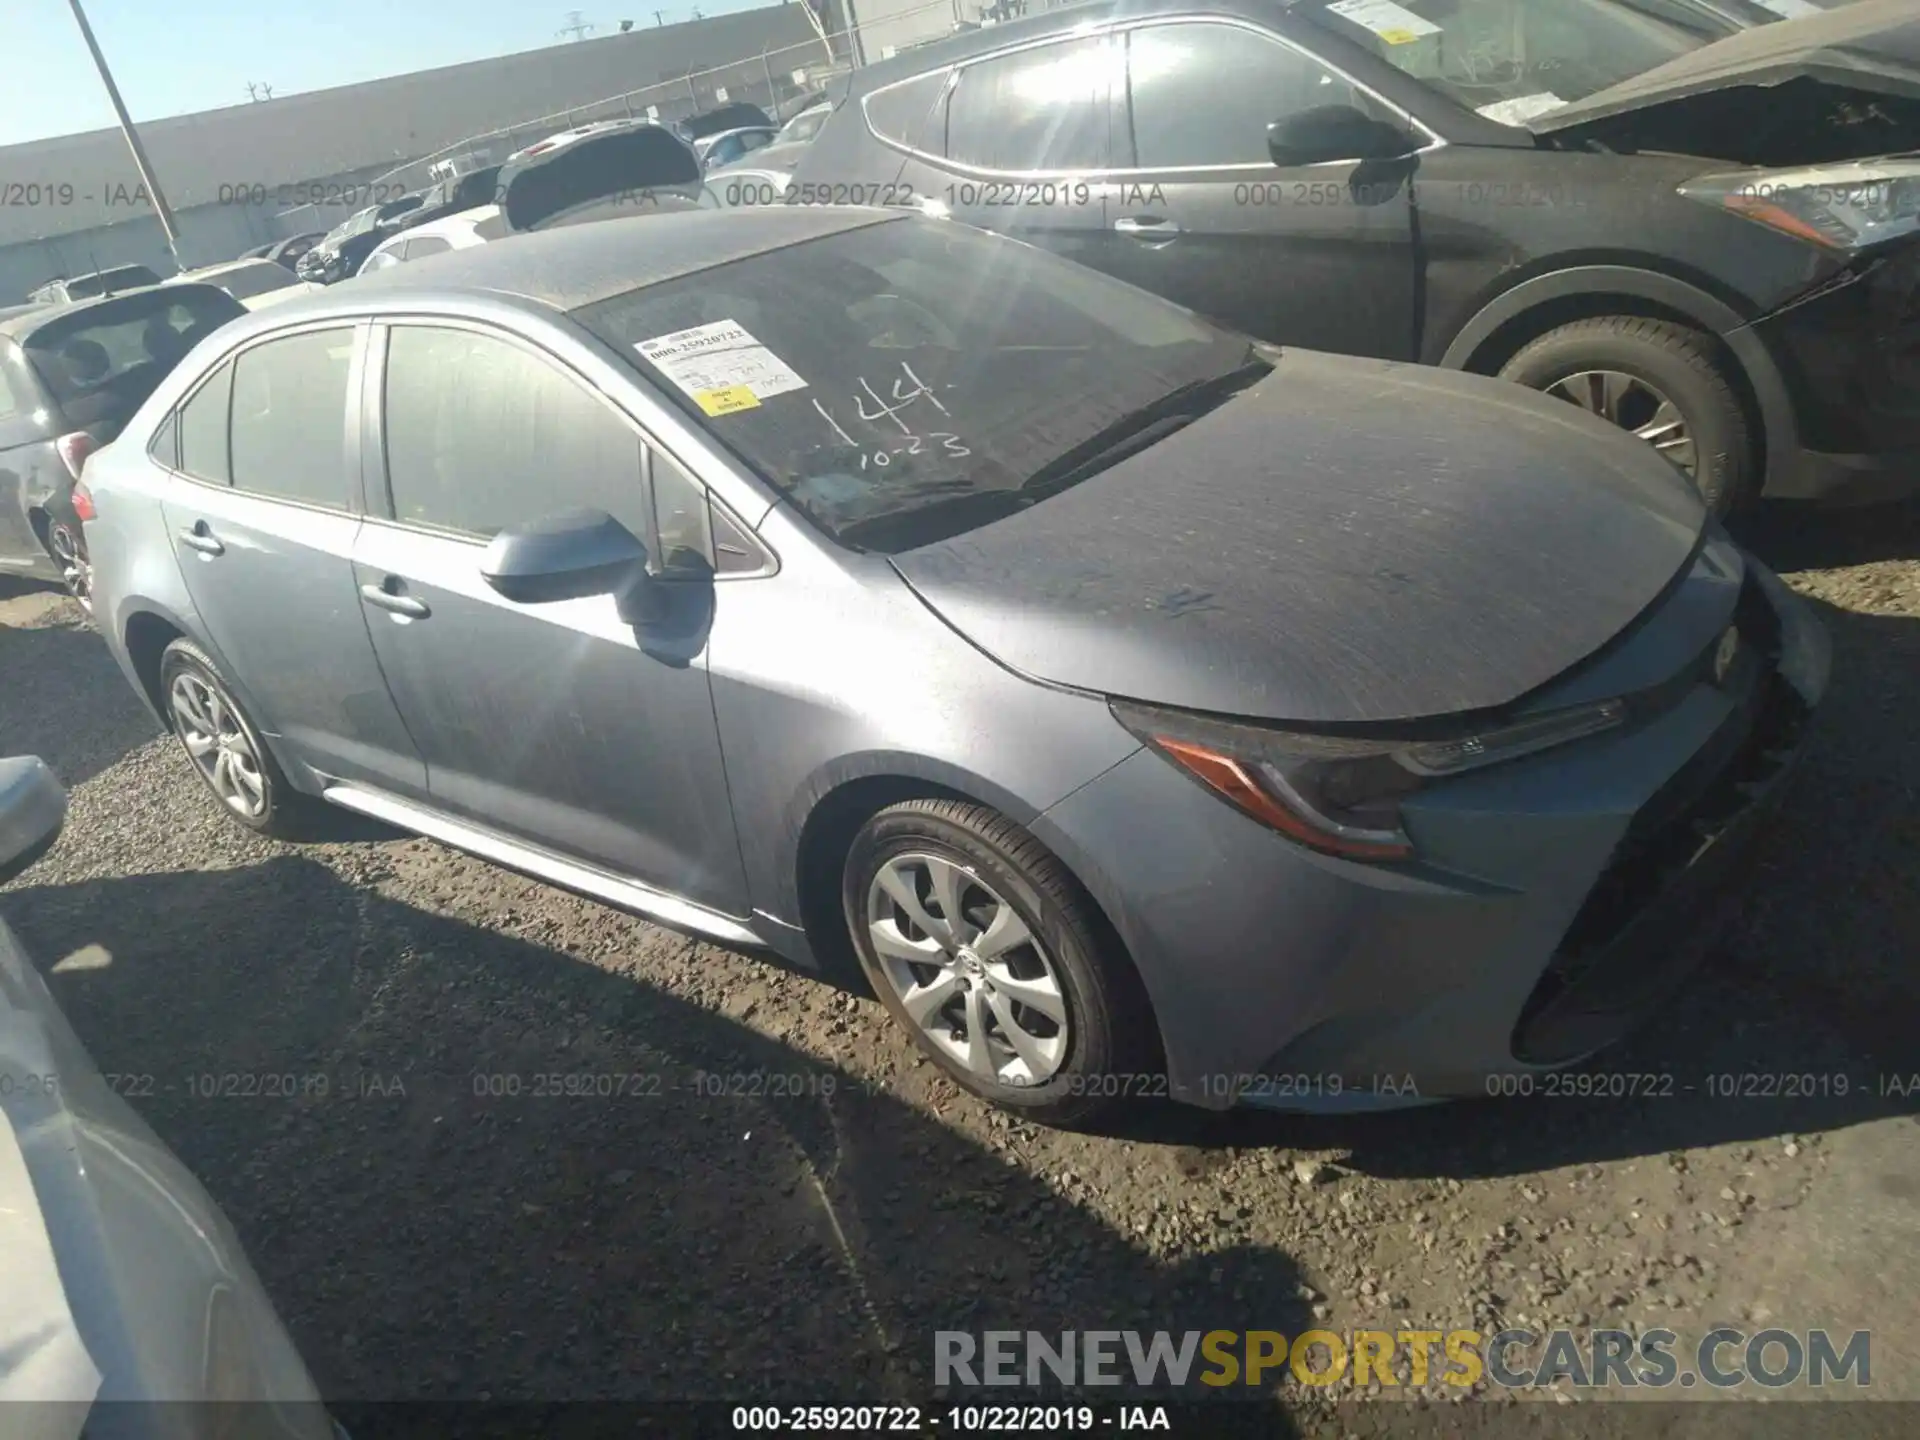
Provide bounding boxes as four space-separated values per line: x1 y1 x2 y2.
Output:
245 81 275 102
654 9 666 24
557 9 595 40
65 0 185 265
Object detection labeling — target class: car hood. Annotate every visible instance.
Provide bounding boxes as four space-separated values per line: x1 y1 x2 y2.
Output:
497 124 702 231
1536 0 1920 134
889 353 1706 726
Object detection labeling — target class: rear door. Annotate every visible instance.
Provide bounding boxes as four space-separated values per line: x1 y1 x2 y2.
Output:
1096 18 1419 359
157 323 426 793
350 319 749 913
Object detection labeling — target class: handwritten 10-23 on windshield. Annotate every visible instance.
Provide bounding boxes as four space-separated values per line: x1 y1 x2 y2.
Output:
812 361 973 470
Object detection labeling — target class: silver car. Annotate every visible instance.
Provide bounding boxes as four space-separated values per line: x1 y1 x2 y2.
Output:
0 758 334 1438
80 209 1829 1127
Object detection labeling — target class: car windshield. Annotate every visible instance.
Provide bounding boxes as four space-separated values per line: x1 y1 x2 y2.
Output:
1294 0 1768 121
21 287 242 417
573 217 1263 553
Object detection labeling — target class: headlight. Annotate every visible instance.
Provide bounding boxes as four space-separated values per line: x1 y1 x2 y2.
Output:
1112 697 1627 862
1679 156 1920 252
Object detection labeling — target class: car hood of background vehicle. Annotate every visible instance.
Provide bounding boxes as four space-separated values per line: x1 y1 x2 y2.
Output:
889 353 1706 726
1535 0 1920 134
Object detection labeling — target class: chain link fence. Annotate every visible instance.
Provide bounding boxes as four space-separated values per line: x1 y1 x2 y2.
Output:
275 0 968 233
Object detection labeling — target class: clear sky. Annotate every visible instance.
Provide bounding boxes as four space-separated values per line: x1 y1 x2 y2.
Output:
4 0 775 146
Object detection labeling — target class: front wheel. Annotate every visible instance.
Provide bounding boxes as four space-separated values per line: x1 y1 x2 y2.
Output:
842 799 1157 1128
1497 315 1756 517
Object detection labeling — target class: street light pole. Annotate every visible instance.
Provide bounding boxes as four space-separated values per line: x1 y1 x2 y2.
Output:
65 0 186 266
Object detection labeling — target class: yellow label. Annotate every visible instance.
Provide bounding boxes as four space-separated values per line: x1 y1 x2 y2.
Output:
695 385 760 416
1380 27 1421 42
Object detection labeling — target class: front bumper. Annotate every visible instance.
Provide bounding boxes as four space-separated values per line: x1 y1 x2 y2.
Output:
1035 556 1829 1112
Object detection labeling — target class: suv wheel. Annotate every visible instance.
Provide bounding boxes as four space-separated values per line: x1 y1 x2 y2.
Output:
843 799 1156 1128
1497 316 1755 516
159 639 316 837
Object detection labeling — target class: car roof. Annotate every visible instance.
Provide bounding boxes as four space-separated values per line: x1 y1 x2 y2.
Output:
174 258 281 279
371 204 500 251
268 206 901 318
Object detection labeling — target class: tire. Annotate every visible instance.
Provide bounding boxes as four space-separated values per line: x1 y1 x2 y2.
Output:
842 799 1156 1127
44 518 94 623
1497 316 1755 517
159 639 321 838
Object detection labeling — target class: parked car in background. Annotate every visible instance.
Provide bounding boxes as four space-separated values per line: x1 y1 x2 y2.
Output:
166 259 324 311
791 0 1920 514
357 205 508 273
772 101 833 147
676 100 775 142
296 195 430 284
492 122 703 232
243 231 328 271
694 125 781 171
0 756 338 1437
505 116 649 163
82 209 1827 1128
1 283 245 613
25 266 167 306
699 166 796 209
393 165 505 232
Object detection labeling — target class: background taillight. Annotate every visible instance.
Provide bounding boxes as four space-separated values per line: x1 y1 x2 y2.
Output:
55 430 97 481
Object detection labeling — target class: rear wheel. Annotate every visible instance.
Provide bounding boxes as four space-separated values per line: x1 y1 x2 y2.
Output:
42 519 93 621
1497 315 1755 516
159 639 319 838
843 799 1156 1128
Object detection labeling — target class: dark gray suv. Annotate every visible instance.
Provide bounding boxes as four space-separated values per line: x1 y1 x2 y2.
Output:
83 210 1828 1127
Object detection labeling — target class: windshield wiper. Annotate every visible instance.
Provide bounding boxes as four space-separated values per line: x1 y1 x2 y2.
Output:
1017 351 1272 498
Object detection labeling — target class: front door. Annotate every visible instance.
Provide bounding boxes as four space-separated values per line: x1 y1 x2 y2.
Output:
352 320 748 914
158 323 426 793
1095 19 1419 360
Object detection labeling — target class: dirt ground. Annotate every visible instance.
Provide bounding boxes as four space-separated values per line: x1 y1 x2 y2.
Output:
2 500 1918 1426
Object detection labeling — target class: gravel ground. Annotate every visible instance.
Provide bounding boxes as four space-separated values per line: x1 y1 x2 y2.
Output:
2 501 1918 1423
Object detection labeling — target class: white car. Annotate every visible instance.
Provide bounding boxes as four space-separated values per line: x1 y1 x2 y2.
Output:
504 116 647 164
693 125 780 171
0 757 338 1439
772 101 831 147
165 258 323 311
356 205 507 274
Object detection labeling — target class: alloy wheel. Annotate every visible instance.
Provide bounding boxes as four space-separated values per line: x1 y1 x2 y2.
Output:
168 672 268 819
47 523 93 619
865 852 1068 1086
1543 369 1698 480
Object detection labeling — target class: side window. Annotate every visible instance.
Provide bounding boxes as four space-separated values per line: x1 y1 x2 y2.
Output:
228 328 354 507
381 325 656 542
361 247 404 272
406 236 452 259
947 37 1112 172
862 70 951 152
1125 23 1363 169
649 448 713 576
176 361 233 482
147 409 179 468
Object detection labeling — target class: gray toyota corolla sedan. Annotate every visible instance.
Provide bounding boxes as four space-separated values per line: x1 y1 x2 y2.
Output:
80 209 1829 1126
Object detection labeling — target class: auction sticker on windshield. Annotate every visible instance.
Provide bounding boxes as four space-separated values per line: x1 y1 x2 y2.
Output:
1328 0 1439 45
637 320 808 417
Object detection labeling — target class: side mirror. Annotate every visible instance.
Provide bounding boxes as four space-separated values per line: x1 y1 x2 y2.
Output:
1268 105 1419 168
479 508 650 604
0 757 68 887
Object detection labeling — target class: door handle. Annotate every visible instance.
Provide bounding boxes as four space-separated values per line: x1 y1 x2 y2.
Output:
178 522 224 557
1114 216 1182 239
359 581 431 620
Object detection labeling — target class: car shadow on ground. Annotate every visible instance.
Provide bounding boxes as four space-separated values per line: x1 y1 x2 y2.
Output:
1106 592 1920 1181
1 857 1310 1420
0 591 164 789
1729 497 1920 572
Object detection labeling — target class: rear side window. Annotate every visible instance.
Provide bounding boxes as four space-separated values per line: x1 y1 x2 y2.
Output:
229 329 355 508
380 325 653 540
1124 23 1364 169
863 71 950 151
407 236 452 258
946 38 1113 172
178 362 233 483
